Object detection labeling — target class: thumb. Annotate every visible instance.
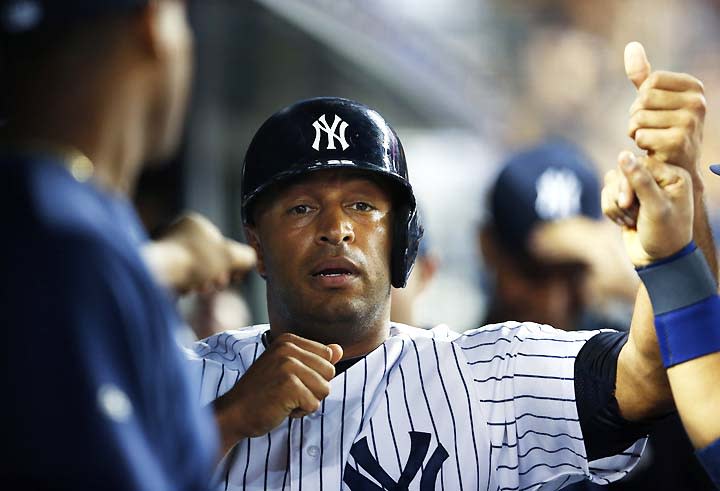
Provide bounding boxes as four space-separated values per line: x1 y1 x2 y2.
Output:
328 344 344 364
624 41 651 89
618 152 664 212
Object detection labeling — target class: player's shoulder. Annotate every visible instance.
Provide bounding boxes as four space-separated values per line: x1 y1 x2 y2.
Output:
0 155 149 280
453 321 602 360
390 320 597 344
1 153 124 246
388 322 464 354
190 325 268 368
391 322 452 339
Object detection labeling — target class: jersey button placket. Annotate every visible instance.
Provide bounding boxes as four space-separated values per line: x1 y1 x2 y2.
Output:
306 445 320 459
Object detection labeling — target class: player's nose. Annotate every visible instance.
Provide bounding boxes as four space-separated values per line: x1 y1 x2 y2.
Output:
316 206 355 246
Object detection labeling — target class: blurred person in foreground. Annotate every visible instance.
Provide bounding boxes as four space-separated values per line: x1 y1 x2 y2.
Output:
0 1 251 489
479 140 638 333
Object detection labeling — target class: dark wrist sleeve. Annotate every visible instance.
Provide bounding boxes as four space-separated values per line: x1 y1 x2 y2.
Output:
574 331 653 461
697 438 720 487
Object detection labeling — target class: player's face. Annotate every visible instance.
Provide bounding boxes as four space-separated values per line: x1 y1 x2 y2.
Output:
147 0 194 161
494 260 586 330
250 170 394 345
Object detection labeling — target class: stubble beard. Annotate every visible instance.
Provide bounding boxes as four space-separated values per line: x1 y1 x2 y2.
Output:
267 278 391 346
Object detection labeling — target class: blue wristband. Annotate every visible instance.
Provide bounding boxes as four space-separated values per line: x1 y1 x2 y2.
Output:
697 438 720 487
636 242 720 368
654 295 720 368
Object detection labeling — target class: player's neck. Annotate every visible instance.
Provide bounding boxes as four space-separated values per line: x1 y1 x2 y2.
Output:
2 82 147 195
336 323 390 359
268 313 391 360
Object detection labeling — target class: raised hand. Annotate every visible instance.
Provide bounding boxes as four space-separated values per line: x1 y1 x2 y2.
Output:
624 42 706 174
602 152 693 267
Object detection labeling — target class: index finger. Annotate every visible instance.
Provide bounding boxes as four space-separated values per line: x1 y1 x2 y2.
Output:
273 332 338 363
639 70 705 93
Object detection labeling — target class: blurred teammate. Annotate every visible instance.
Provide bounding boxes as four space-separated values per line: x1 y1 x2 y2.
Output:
479 140 638 332
481 147 712 490
0 1 234 489
390 233 438 326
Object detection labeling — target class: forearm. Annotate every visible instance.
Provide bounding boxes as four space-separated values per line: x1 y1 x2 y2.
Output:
616 288 673 420
213 391 248 457
142 240 192 290
663 185 720 447
696 438 720 487
635 239 720 451
617 182 718 420
666 352 720 448
690 180 718 280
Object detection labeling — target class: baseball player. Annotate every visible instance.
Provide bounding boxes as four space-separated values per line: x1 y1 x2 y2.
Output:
188 56 715 489
0 1 246 489
479 139 637 333
601 45 720 488
605 152 720 489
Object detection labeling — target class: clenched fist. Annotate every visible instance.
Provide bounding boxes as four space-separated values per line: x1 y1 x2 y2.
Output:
213 333 343 453
144 212 257 294
602 152 693 267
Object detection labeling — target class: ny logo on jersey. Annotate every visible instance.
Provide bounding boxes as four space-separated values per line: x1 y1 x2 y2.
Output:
312 114 350 151
343 431 449 491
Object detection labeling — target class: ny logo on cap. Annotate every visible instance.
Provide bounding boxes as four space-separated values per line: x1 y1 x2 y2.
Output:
312 114 349 151
534 167 582 220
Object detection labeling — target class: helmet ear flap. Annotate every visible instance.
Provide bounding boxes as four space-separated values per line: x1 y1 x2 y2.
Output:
391 206 423 288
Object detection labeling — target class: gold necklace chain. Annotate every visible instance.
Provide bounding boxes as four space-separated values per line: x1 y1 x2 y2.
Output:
0 141 95 182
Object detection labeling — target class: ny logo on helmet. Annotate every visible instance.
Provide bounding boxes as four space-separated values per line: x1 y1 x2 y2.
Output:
312 114 350 151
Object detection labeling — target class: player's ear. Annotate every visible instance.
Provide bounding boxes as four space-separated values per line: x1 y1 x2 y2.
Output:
417 254 439 289
244 225 266 279
478 226 498 267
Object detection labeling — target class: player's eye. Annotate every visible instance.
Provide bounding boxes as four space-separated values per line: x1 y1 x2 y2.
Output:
288 204 313 215
350 202 375 212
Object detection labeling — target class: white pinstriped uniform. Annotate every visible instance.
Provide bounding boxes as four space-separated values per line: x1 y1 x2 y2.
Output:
188 322 644 491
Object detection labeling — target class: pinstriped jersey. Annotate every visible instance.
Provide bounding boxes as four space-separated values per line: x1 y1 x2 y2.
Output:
188 322 645 490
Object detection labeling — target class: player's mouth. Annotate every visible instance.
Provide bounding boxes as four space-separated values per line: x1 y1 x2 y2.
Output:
310 258 360 288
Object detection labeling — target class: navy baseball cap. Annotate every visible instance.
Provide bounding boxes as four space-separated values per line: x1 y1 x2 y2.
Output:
0 0 146 33
488 139 601 253
711 164 720 176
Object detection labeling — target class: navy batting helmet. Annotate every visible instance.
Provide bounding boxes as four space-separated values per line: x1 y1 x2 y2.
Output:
241 97 423 288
